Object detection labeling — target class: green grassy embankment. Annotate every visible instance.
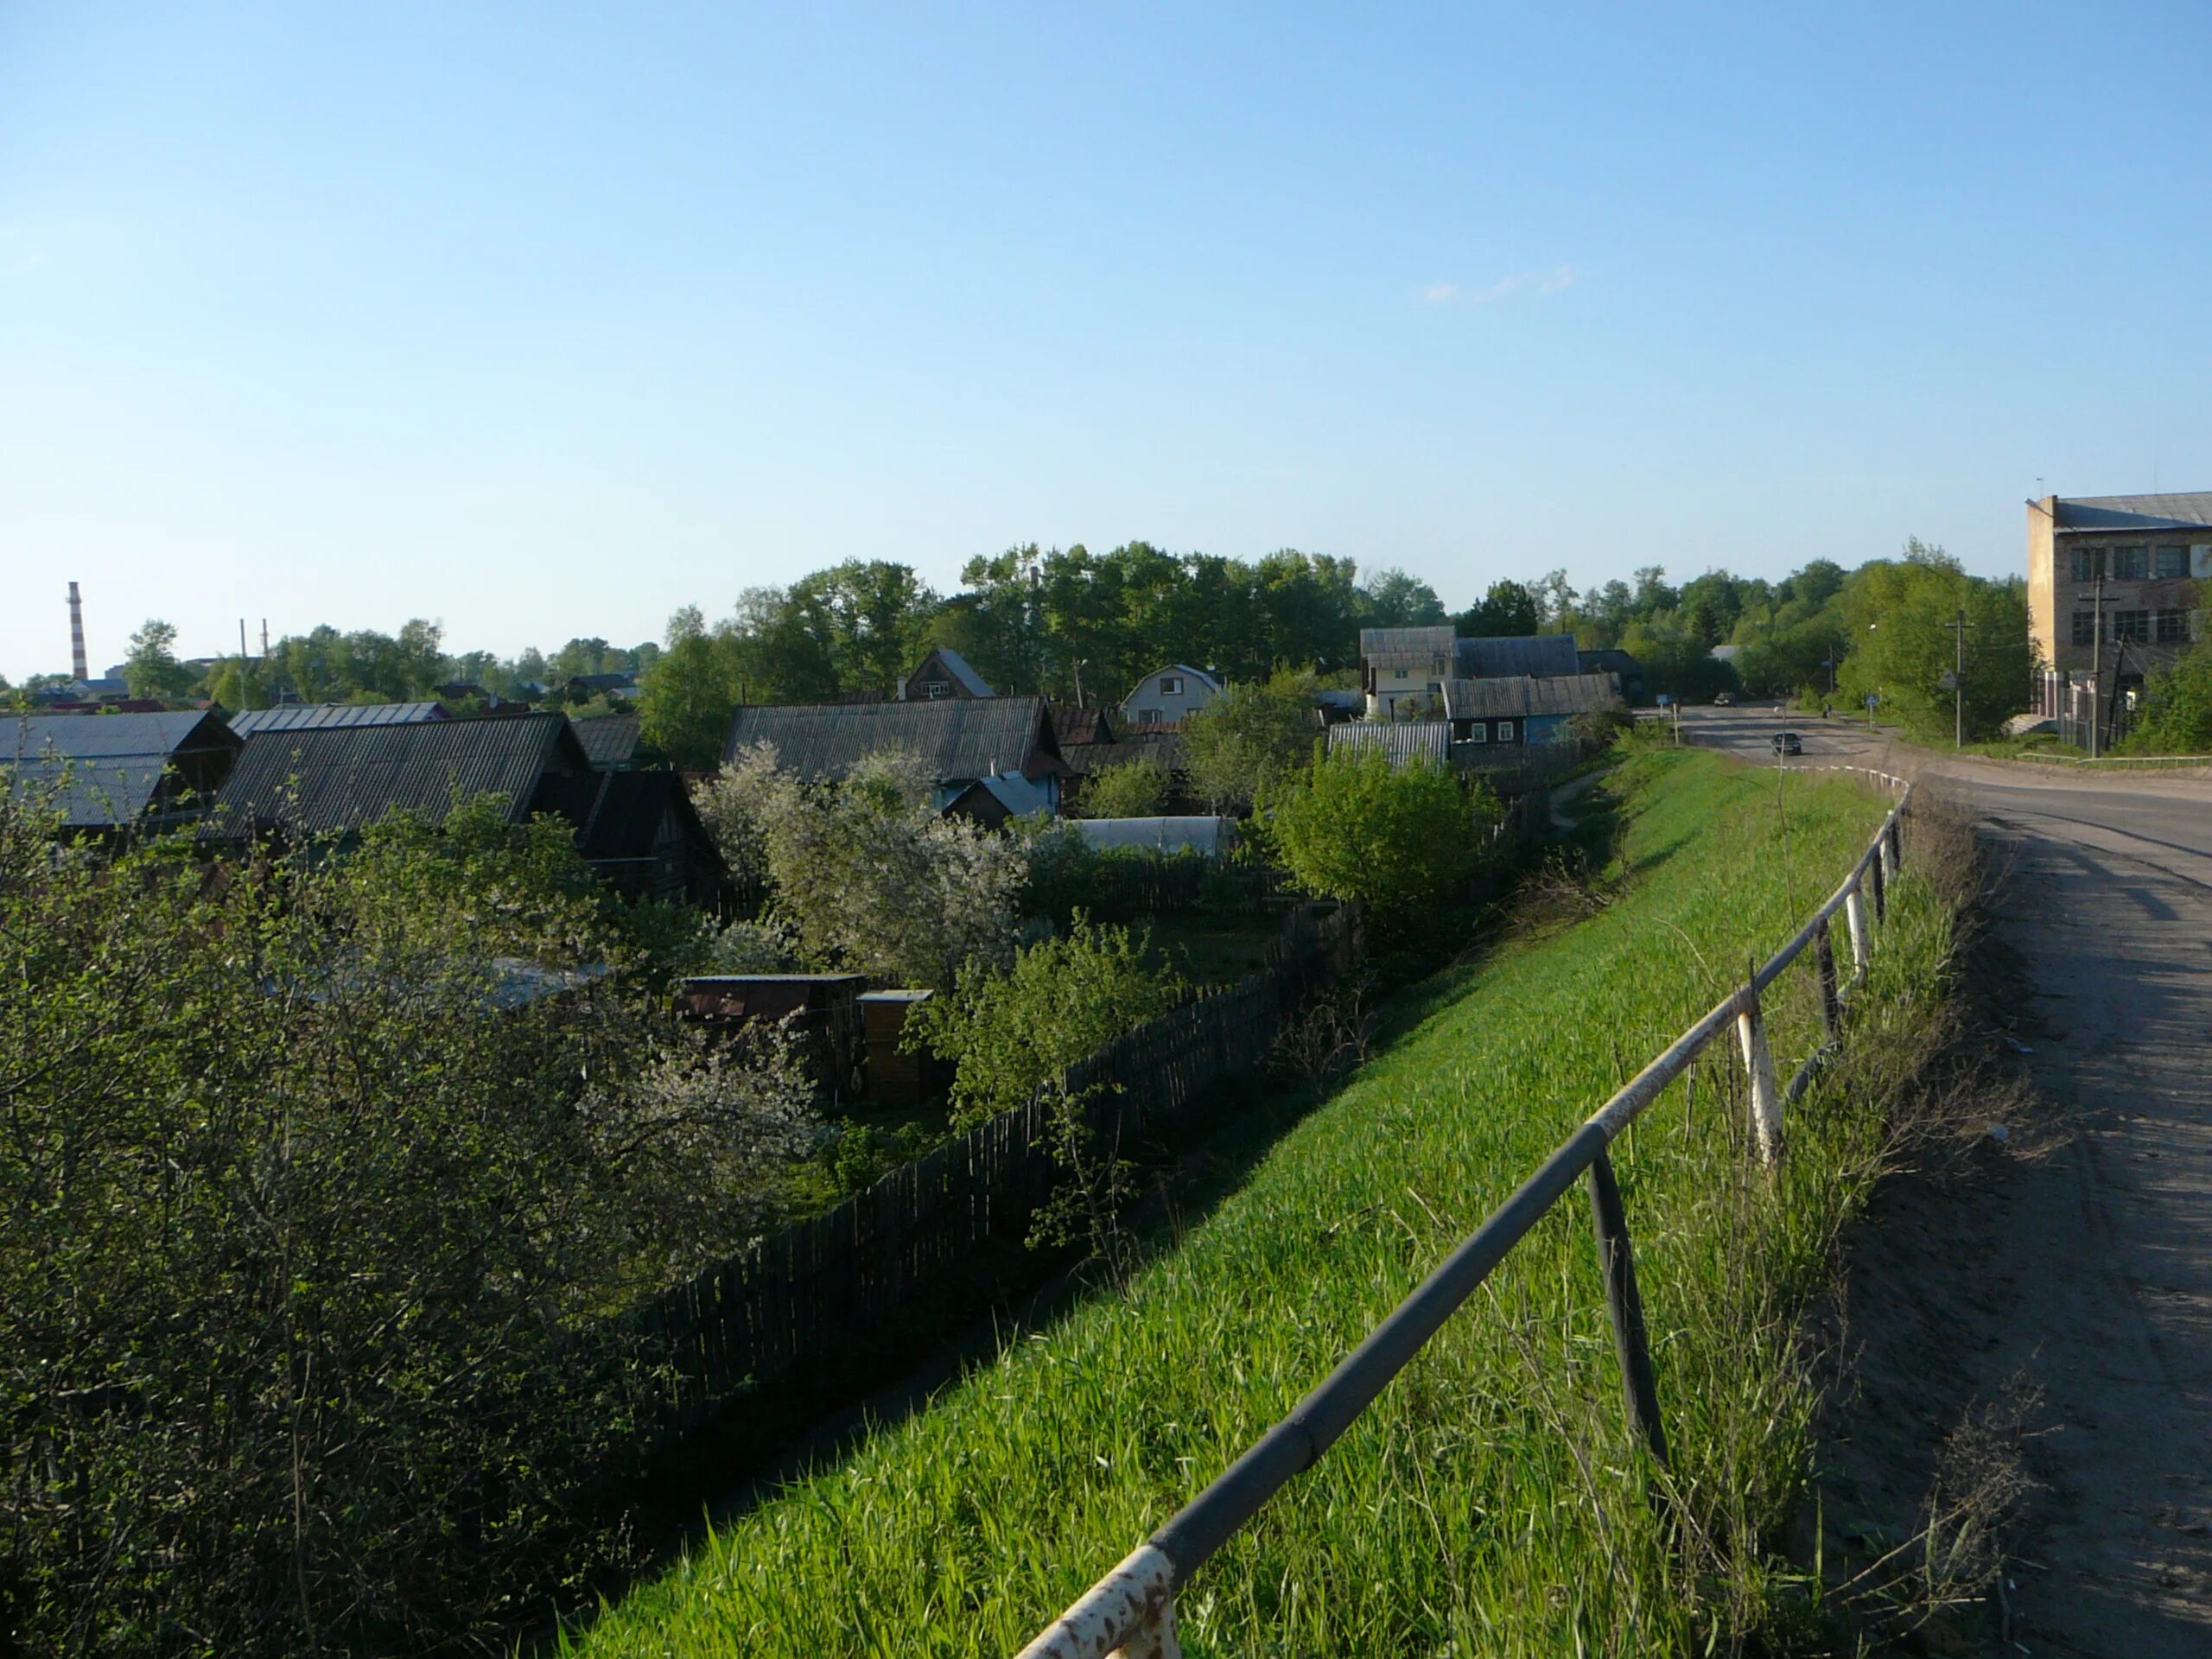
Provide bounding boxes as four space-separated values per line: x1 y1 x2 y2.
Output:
563 748 1957 1656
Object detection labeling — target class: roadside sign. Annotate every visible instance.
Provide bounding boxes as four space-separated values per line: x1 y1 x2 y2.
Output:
1939 671 1958 690
1656 693 1673 707
1864 693 1878 708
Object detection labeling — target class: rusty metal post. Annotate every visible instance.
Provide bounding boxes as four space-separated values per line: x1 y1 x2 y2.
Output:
1882 817 1901 883
1736 985 1783 1166
1843 880 1871 981
1868 842 1887 924
1015 1544 1179 1659
1814 918 1840 1037
1586 1149 1670 1471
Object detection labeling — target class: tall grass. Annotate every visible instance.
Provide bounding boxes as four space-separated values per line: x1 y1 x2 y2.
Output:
561 751 1958 1657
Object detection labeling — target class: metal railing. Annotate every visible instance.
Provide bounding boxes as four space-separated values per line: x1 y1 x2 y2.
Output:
1015 766 1913 1659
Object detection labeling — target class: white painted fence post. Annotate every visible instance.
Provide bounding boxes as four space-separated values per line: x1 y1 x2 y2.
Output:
1736 986 1783 1166
1015 1544 1179 1659
1843 879 1871 982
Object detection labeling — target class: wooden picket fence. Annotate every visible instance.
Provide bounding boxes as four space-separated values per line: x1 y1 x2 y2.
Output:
615 902 1361 1439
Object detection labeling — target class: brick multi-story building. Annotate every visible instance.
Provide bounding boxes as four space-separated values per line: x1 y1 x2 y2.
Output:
2027 493 2209 716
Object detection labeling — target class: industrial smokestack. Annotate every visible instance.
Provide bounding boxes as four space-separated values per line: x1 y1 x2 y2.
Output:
67 582 88 681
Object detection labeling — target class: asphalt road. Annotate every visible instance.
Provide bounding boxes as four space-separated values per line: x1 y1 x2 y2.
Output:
1671 704 2212 1653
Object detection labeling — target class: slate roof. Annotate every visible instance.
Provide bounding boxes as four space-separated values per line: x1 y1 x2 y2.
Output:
1453 634 1584 678
1325 721 1453 767
723 697 1063 783
229 702 449 735
1359 626 1457 659
207 713 589 838
1050 703 1117 747
2051 492 2212 532
3 711 241 828
1441 672 1623 720
572 713 643 769
899 646 994 699
532 767 720 868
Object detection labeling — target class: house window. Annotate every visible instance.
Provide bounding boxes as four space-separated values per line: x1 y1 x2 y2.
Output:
2114 609 2151 642
1462 721 1486 743
1496 720 1518 743
1160 675 1183 696
2072 611 2096 647
2156 608 2190 644
2114 545 2150 580
2154 545 2190 578
1138 708 1161 725
2071 548 2100 582
923 680 950 699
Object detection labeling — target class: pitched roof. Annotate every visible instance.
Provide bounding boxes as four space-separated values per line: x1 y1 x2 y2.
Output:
1442 672 1623 720
1359 625 1457 659
1325 721 1453 767
900 646 994 698
1126 663 1223 694
723 697 1062 782
229 701 449 735
207 713 588 838
1049 703 1116 746
539 768 719 868
2052 492 2212 532
3 711 241 828
571 713 643 768
1454 634 1584 678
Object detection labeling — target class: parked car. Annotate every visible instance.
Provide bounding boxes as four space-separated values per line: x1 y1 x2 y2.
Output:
1712 691 1734 706
1770 731 1802 755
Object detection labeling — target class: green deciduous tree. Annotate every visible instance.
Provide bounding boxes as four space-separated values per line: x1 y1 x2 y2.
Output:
1835 543 2031 741
1179 668 1322 813
906 917 1186 1131
2122 635 2212 754
0 791 816 1657
1075 752 1170 818
1455 579 1542 639
1259 746 1495 927
638 606 745 770
122 619 194 702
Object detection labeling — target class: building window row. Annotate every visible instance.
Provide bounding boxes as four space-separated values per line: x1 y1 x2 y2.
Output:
2073 607 2196 646
2070 545 2194 582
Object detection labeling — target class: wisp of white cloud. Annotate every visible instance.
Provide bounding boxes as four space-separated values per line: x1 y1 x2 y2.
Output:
1419 264 1580 305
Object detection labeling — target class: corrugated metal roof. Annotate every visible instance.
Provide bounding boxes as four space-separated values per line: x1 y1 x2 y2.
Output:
572 713 643 768
229 702 450 735
1359 626 1457 659
723 697 1061 783
1325 721 1453 767
1454 634 1584 678
1442 672 1623 720
2052 492 2212 531
3 712 240 827
1049 704 1116 747
207 713 588 837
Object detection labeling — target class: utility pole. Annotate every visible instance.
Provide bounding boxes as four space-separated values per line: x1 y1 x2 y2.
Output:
1943 605 1971 749
2075 563 2114 760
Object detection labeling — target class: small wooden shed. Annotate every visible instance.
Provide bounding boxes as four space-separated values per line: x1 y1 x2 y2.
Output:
859 989 938 1106
676 974 866 1096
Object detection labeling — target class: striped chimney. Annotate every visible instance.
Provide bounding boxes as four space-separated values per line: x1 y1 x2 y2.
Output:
67 582 88 681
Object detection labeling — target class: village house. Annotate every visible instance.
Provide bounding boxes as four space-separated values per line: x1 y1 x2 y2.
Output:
1119 664 1221 728
1358 627 1584 719
896 645 994 701
722 696 1067 813
3 710 243 833
205 712 726 904
1441 671 1623 747
2026 492 2210 718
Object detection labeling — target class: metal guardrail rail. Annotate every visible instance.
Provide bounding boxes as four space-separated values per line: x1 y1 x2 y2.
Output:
1016 766 1913 1659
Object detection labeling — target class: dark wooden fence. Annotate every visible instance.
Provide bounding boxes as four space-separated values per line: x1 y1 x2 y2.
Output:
618 901 1361 1438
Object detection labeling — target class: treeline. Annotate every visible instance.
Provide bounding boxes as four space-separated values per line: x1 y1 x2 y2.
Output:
11 537 2041 753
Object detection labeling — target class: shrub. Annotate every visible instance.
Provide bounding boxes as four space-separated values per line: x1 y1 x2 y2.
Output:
2123 636 2212 754
0 793 817 1656
699 744 1030 988
907 918 1187 1131
1259 747 1496 927
1077 752 1170 818
1180 668 1322 812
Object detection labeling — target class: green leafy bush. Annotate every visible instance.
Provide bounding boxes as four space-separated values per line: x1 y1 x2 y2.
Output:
907 918 1186 1131
2123 636 2212 753
1076 752 1170 818
1259 746 1496 928
0 794 817 1656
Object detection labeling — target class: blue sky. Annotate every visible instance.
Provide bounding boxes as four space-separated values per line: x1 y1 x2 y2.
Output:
4 2 2209 678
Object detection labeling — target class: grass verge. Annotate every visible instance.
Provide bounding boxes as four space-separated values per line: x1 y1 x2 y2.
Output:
557 748 1961 1657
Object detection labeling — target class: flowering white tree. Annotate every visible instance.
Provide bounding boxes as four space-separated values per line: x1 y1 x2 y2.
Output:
698 743 1030 988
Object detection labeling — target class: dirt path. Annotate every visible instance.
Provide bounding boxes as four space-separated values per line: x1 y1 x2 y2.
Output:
1678 708 2212 1651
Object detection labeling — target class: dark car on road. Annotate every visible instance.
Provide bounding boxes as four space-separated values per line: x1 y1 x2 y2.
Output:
1770 731 1802 755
